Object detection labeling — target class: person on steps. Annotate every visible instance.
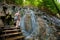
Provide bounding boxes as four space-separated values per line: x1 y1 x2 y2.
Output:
14 11 21 27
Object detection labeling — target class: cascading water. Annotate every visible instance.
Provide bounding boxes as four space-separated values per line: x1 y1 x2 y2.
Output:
20 8 39 40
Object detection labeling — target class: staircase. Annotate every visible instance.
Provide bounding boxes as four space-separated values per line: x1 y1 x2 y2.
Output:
0 26 24 40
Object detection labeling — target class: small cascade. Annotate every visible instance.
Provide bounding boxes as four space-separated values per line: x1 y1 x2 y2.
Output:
20 8 39 40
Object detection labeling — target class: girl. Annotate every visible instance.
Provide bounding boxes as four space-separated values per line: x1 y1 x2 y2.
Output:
14 11 21 27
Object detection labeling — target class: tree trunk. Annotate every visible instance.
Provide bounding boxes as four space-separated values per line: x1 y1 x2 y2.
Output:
52 0 60 14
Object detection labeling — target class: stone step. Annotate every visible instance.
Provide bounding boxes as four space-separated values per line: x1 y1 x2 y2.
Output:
1 32 22 37
6 36 24 40
4 27 20 30
5 26 20 28
3 29 20 32
0 26 24 40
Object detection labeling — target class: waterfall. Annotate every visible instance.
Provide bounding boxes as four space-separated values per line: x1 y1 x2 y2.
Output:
20 8 39 40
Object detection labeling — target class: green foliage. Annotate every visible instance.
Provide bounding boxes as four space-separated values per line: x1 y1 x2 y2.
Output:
0 0 3 2
42 0 58 14
0 0 60 15
54 0 60 10
15 0 23 6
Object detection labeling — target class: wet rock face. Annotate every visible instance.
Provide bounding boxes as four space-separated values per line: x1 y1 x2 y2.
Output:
52 17 60 27
37 16 57 40
40 12 60 28
37 17 46 40
37 17 46 33
36 11 60 40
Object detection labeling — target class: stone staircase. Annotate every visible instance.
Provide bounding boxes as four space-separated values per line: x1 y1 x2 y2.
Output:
0 26 24 40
